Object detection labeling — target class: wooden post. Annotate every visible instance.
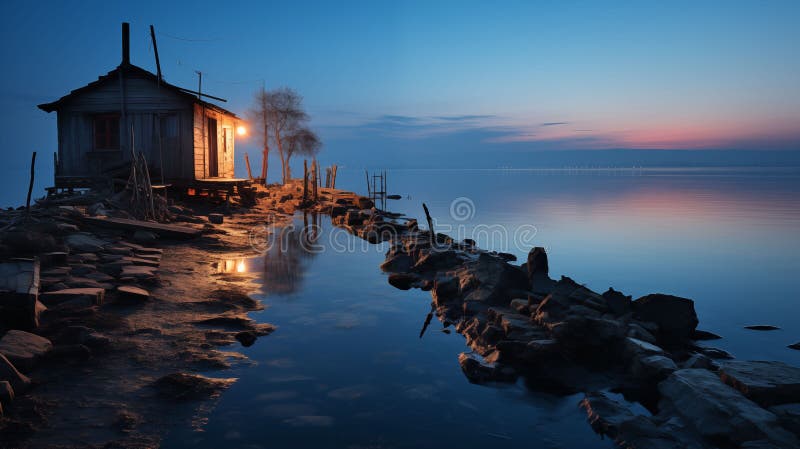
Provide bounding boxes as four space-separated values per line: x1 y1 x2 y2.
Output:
325 167 331 188
332 164 338 189
312 159 318 201
365 169 371 197
26 152 36 215
423 203 435 245
244 153 253 180
303 159 308 202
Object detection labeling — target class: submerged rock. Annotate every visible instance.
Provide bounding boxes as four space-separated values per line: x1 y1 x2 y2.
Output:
718 360 800 406
789 342 800 351
744 325 780 331
580 391 634 438
388 273 417 290
154 372 237 400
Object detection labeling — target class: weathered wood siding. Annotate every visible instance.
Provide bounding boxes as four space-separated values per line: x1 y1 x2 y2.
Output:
55 72 195 180
192 104 236 179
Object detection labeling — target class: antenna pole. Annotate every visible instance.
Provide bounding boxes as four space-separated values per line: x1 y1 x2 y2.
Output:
149 25 162 83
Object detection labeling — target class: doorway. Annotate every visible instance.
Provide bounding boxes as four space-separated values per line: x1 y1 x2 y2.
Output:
207 117 218 177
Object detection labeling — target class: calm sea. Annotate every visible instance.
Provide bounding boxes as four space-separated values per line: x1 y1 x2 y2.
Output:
161 167 800 448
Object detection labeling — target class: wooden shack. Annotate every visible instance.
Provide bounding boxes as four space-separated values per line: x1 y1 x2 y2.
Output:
38 23 242 188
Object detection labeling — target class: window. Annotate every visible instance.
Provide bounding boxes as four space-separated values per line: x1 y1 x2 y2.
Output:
93 114 120 150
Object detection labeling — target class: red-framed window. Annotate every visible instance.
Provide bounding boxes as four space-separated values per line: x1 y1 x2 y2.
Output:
93 114 120 150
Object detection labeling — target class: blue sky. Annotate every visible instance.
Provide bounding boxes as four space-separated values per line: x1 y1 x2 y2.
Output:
0 0 798 195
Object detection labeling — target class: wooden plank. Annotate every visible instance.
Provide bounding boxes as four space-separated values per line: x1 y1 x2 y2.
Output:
82 216 201 239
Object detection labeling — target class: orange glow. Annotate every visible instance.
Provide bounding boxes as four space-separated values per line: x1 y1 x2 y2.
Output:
236 259 246 273
236 125 247 136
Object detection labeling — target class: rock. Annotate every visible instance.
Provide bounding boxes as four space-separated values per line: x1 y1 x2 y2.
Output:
388 273 417 290
380 252 414 273
623 337 666 360
744 325 780 331
0 380 14 403
509 298 529 314
769 403 800 437
412 250 463 273
632 294 698 346
65 233 107 252
431 276 459 304
208 213 224 224
132 230 158 243
627 322 658 344
616 415 705 449
602 288 631 316
698 346 734 360
631 354 678 381
580 391 635 438
658 369 799 447
0 330 53 372
457 352 517 384
692 329 722 340
154 372 237 400
116 286 150 302
120 265 158 281
235 331 257 347
48 344 92 361
0 353 30 393
40 287 105 308
683 353 716 370
39 251 69 267
790 342 800 351
718 360 800 406
526 246 549 278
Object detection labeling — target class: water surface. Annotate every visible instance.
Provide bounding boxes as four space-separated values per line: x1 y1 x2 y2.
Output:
164 167 800 448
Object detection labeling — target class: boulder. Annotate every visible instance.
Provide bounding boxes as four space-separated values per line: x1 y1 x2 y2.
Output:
633 294 698 346
683 353 716 370
692 329 722 341
658 369 799 447
744 325 780 331
0 353 30 393
631 354 678 382
65 233 107 252
0 330 53 372
412 250 463 273
790 342 800 351
719 361 800 406
602 288 631 316
525 246 549 279
208 213 224 224
580 391 634 438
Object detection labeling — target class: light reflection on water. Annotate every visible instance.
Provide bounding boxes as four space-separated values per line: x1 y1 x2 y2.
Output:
165 168 800 449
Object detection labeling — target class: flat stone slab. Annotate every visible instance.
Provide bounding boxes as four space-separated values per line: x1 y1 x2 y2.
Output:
0 330 53 372
117 241 163 255
719 360 800 406
117 286 150 301
0 353 30 393
120 265 158 280
121 256 160 267
65 233 108 252
659 369 798 447
40 287 105 308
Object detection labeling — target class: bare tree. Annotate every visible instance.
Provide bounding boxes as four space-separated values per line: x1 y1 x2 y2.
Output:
247 86 271 183
249 86 319 184
267 87 308 183
283 127 322 172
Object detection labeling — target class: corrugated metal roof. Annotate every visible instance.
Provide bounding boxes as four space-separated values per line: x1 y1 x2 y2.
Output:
37 63 238 118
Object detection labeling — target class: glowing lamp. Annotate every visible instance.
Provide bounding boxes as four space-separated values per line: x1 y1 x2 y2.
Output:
236 125 247 136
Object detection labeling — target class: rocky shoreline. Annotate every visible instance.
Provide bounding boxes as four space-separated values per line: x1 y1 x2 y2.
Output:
331 203 800 449
0 182 352 448
2 183 800 448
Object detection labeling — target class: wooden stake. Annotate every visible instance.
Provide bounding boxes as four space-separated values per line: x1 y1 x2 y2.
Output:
244 153 253 179
422 203 435 244
26 152 36 215
332 164 338 189
303 159 308 201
